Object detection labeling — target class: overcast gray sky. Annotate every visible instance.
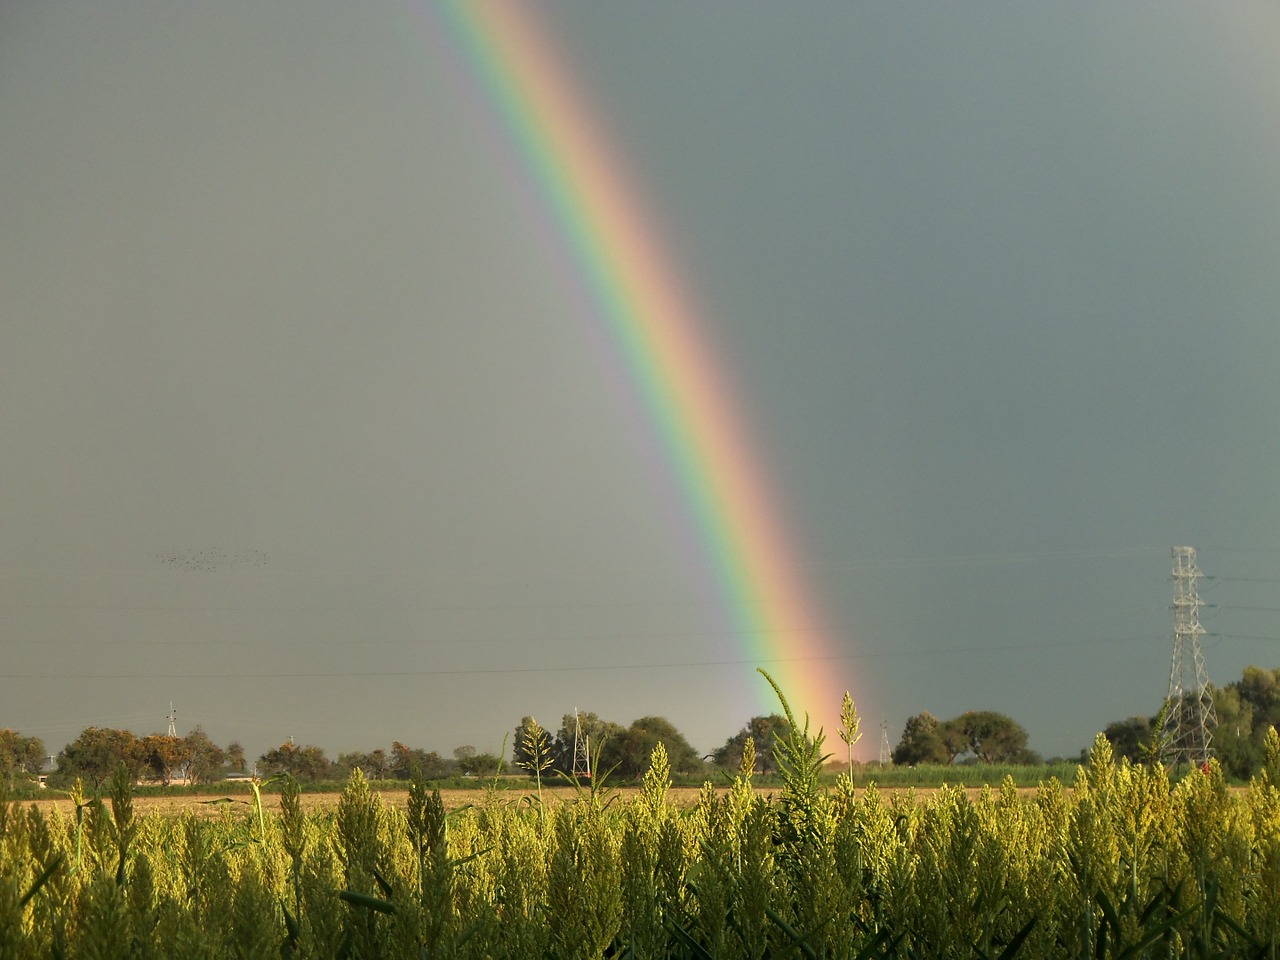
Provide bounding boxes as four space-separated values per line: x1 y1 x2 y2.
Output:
3 2 1280 765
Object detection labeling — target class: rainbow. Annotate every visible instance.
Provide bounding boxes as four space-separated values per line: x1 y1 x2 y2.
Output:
436 1 849 734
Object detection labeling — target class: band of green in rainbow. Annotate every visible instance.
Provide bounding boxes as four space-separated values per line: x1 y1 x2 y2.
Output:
438 0 847 730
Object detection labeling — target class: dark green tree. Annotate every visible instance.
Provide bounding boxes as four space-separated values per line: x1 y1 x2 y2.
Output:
713 714 793 774
140 734 190 785
615 716 704 780
258 742 332 781
1098 665 1280 779
950 710 1036 763
59 727 147 786
552 712 626 776
1102 715 1157 763
365 748 391 780
892 711 950 765
1229 665 1280 765
458 751 502 777
938 718 973 763
183 727 226 784
1211 683 1264 779
1235 665 1280 727
337 749 398 780
0 729 46 782
389 740 448 779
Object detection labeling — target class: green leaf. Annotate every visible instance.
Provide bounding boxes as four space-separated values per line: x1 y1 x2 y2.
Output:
371 867 394 900
663 919 716 960
854 928 902 960
993 917 1037 960
1115 906 1198 960
765 904 821 960
338 890 397 915
449 846 494 870
19 853 65 908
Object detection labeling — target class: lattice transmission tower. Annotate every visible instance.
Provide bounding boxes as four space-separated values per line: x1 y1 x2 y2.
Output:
1160 546 1216 766
571 708 591 780
879 720 891 765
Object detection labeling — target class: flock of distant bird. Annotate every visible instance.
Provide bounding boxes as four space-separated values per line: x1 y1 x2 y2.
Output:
152 548 269 572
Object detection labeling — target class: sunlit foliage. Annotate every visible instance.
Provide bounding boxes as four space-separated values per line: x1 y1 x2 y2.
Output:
4 729 1280 957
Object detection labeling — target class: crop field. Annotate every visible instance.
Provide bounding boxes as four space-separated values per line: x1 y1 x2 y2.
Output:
20 784 1053 823
22 784 717 820
22 783 1080 829
4 730 1280 959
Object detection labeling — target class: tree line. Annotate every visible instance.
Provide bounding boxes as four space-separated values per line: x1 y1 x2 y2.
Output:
9 663 1280 789
260 741 505 783
22 727 244 787
509 712 796 781
1 711 801 788
1102 663 1280 779
890 710 1038 765
889 663 1280 779
0 728 46 782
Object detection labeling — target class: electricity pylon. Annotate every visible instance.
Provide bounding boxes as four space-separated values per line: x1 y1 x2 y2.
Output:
572 708 591 779
167 702 178 738
879 719 891 765
1160 546 1216 766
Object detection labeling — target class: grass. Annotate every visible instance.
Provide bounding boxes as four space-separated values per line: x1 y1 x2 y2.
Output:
848 760 1082 789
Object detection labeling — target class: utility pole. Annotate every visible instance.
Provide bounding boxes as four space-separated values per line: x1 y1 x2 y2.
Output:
1160 546 1216 766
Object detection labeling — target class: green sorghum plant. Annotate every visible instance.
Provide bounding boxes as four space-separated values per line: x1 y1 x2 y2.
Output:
491 801 553 959
837 689 862 799
106 763 137 888
547 800 622 960
688 782 735 958
124 847 158 958
8 692 1280 958
516 717 555 813
335 768 394 958
1063 735 1125 956
179 813 217 930
618 741 669 959
412 783 455 952
293 823 347 960
448 802 499 951
1245 728 1280 950
226 858 280 960
733 785 776 960
1174 758 1263 957
71 871 131 960
0 788 32 960
279 775 306 910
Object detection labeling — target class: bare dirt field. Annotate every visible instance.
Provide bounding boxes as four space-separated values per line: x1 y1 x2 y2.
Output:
19 786 710 820
17 783 1054 820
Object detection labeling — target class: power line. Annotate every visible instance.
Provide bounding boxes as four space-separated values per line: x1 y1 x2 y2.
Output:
1201 547 1280 555
0 545 1171 582
0 634 1166 682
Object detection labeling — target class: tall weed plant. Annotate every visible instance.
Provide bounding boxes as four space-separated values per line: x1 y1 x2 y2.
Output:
3 691 1280 958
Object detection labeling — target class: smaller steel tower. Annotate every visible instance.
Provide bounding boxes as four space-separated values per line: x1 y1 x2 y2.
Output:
571 708 591 779
1160 546 1216 766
